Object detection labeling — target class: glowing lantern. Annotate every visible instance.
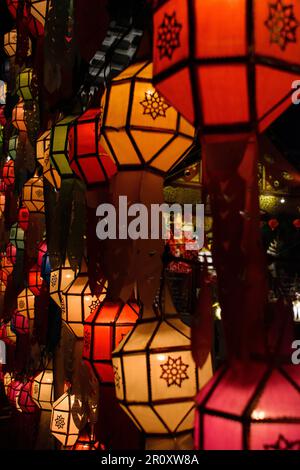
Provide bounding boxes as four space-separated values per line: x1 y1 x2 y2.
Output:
2 160 15 187
31 368 54 410
68 108 117 187
22 175 45 213
17 288 35 321
10 223 25 250
12 101 27 132
62 270 108 338
4 29 17 57
8 135 18 160
49 259 75 307
36 130 61 190
17 380 37 413
50 392 82 447
0 192 5 216
6 243 17 265
0 322 16 344
1 255 14 275
195 361 300 450
100 61 195 174
153 0 300 139
83 300 140 383
50 115 79 178
29 0 48 27
6 379 23 407
0 80 7 105
12 310 29 335
18 206 30 231
112 288 212 437
72 431 100 451
28 264 43 296
16 68 34 101
3 372 13 394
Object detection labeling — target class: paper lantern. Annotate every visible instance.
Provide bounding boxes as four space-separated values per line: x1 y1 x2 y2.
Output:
29 0 48 26
27 264 43 296
17 380 37 413
31 368 54 410
49 259 75 307
12 310 29 335
3 372 13 394
22 175 45 213
12 101 27 132
153 0 300 140
1 255 14 275
0 322 16 344
50 115 79 179
195 361 300 450
72 430 100 451
16 68 34 101
6 379 23 407
4 29 17 57
51 392 82 447
36 130 61 190
10 223 25 250
8 135 18 160
83 300 141 383
0 192 5 216
6 243 17 265
0 80 7 105
17 288 35 321
112 305 211 436
62 271 108 338
2 160 15 187
100 61 195 174
18 206 30 231
68 108 117 187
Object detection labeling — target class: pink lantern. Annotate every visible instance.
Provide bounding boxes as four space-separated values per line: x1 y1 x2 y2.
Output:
195 360 300 450
12 310 29 335
18 380 37 413
6 379 23 407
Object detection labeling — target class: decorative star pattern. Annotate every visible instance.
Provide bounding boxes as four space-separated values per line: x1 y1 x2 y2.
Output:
140 91 170 120
50 273 57 288
160 356 189 387
264 434 300 450
18 300 25 309
157 11 182 59
55 414 65 430
265 0 299 50
89 299 101 313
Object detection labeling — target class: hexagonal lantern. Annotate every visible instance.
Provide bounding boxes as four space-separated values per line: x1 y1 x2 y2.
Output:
51 392 83 447
10 223 25 250
11 310 29 335
50 115 79 179
12 101 27 132
27 264 43 296
4 29 17 57
17 379 37 413
31 368 54 411
49 259 75 308
8 135 18 161
22 175 45 213
2 160 15 188
16 68 34 101
17 288 35 321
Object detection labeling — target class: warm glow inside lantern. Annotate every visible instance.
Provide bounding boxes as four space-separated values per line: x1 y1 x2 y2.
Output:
22 175 45 213
51 392 82 447
10 223 25 250
100 61 195 174
153 0 300 139
62 272 108 338
28 264 43 296
12 101 27 132
6 379 23 407
50 115 79 178
83 300 141 383
16 68 34 101
3 372 13 394
8 135 18 160
2 160 15 187
18 206 30 231
112 311 212 436
72 430 100 450
17 288 35 321
195 361 300 450
49 259 75 307
31 368 54 410
68 108 117 187
12 310 29 335
4 29 17 57
29 0 48 27
37 129 61 190
6 243 17 265
17 380 37 413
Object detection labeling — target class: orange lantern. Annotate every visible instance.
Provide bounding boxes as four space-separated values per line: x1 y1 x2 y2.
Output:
27 264 43 296
83 300 140 383
12 100 27 132
17 288 35 321
49 259 75 308
22 175 45 213
153 0 300 139
68 108 117 187
100 61 195 174
4 29 17 57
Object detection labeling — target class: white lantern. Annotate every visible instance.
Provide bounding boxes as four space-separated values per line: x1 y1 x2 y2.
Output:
51 392 83 447
31 368 54 410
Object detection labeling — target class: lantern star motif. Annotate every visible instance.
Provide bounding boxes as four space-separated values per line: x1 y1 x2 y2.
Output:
50 273 57 288
157 11 182 59
88 299 102 313
265 0 299 50
55 414 66 430
264 434 300 450
140 91 170 120
160 356 189 387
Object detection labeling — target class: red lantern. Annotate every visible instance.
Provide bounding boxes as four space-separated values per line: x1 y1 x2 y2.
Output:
6 243 17 265
268 218 279 231
18 206 30 231
72 430 100 451
195 361 300 450
2 160 15 187
68 108 117 187
153 0 300 139
27 264 43 296
6 379 23 407
83 300 140 383
17 379 37 413
12 310 29 335
293 219 300 229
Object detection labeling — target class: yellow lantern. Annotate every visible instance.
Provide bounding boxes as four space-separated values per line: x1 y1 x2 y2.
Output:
16 68 34 101
4 29 17 57
100 61 195 174
50 259 75 307
112 286 212 439
8 135 18 161
37 129 61 190
29 0 49 27
50 392 83 447
31 368 54 411
22 175 45 213
50 115 79 179
12 100 27 132
62 269 108 338
17 288 35 321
